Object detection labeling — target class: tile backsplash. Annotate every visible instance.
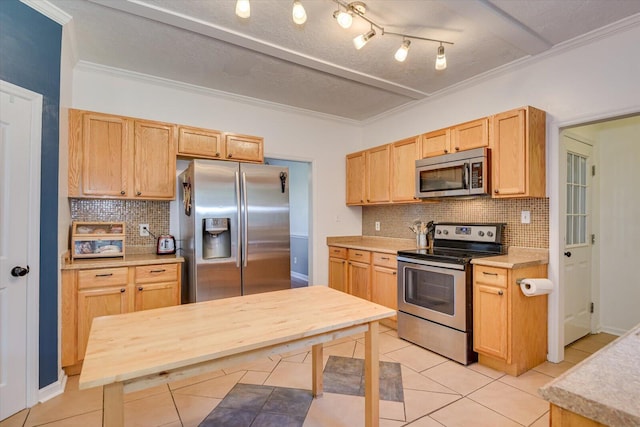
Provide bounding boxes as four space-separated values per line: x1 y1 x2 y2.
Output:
362 198 549 249
70 199 170 254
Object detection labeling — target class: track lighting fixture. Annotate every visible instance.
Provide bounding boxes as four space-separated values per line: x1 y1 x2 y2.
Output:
394 39 411 62
235 0 250 19
292 1 307 25
435 43 447 70
353 28 375 50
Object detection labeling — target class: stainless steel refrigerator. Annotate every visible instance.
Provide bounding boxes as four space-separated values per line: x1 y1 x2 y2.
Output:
178 159 291 302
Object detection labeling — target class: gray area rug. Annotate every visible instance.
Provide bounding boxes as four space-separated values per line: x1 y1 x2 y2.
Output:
199 356 404 426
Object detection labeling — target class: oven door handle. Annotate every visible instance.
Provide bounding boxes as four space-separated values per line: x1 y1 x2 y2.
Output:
397 256 466 271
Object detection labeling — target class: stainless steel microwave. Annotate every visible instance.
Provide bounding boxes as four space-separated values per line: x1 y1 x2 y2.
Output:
415 147 490 198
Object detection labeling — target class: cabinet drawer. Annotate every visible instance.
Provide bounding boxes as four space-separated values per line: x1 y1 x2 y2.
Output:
77 267 129 289
348 249 371 263
135 263 178 283
328 246 347 260
474 265 507 288
372 252 397 268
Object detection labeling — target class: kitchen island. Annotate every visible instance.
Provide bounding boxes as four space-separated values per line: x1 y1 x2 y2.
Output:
539 323 640 426
80 286 396 427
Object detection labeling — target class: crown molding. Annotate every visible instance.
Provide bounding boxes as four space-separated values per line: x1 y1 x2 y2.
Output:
75 61 362 126
20 0 72 25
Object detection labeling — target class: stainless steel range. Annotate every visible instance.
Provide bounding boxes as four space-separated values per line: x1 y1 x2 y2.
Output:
397 223 505 365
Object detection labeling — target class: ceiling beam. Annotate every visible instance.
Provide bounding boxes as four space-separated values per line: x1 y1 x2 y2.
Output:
442 0 552 55
88 0 429 100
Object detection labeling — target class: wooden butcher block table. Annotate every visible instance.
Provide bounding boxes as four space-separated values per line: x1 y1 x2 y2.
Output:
79 285 396 427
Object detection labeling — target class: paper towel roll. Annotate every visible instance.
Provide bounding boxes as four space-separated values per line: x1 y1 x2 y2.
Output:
519 278 554 296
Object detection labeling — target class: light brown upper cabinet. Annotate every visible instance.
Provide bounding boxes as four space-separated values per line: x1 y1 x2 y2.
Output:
224 133 264 163
69 109 176 200
491 106 546 198
366 144 391 203
346 151 366 205
178 128 264 163
421 128 451 158
346 145 391 206
450 117 489 152
391 136 420 202
177 125 223 159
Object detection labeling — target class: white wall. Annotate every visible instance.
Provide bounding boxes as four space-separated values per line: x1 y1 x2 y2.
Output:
70 65 363 285
266 159 309 237
594 117 640 333
361 21 640 362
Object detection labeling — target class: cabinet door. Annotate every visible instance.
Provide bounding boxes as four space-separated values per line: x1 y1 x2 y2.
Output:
134 120 176 199
348 261 371 300
366 145 390 203
421 129 451 158
491 109 526 196
224 133 264 163
346 151 366 205
178 126 223 159
474 284 508 360
77 286 128 359
135 281 179 311
391 137 420 202
80 112 130 197
328 257 348 293
371 265 397 310
451 118 489 152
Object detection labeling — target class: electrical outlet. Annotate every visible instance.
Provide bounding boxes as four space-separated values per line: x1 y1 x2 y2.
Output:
521 211 531 224
375 221 381 231
139 224 150 237
293 257 298 264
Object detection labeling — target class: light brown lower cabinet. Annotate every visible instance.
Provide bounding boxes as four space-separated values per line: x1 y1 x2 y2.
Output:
328 246 398 327
550 404 607 427
62 261 182 374
473 263 548 376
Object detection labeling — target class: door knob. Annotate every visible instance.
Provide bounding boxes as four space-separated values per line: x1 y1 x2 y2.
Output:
564 251 572 258
11 265 30 277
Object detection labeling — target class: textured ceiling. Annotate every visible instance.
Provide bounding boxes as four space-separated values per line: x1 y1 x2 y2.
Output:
49 0 640 120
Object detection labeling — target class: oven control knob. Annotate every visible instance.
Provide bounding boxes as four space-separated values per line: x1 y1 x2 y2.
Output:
436 230 442 235
478 231 485 237
487 231 494 237
443 230 449 235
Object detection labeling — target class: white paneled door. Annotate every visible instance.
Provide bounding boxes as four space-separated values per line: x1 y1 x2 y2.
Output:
562 134 593 345
0 81 41 420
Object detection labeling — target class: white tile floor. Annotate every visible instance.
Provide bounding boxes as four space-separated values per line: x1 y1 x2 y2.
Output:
0 328 617 427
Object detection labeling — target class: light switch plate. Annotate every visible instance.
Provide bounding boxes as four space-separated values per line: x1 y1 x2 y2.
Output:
521 211 531 224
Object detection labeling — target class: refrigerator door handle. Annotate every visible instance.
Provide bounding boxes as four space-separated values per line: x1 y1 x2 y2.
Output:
235 171 242 268
242 171 249 268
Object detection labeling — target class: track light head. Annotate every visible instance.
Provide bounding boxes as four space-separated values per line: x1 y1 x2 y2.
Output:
353 28 376 50
292 0 307 25
333 9 353 29
394 39 411 62
435 44 447 70
235 0 250 18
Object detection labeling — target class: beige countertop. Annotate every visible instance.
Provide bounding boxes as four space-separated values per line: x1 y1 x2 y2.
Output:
539 323 640 426
471 247 549 268
326 236 417 254
62 253 184 270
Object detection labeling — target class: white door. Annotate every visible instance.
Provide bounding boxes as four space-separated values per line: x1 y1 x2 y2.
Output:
0 81 42 420
562 134 593 345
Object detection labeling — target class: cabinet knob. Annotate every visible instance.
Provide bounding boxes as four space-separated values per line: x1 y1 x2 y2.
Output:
444 149 448 154
120 191 125 195
138 286 143 291
136 191 142 196
228 153 233 158
120 288 126 293
498 290 504 296
494 189 499 194
215 152 220 157
455 147 460 151
393 272 397 275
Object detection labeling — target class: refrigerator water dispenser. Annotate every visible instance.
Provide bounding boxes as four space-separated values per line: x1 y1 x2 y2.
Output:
203 218 231 259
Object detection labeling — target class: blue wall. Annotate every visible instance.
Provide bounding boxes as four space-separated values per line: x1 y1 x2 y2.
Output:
0 0 61 388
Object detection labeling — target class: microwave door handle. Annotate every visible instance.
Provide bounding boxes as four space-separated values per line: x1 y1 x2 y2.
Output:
463 163 470 189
